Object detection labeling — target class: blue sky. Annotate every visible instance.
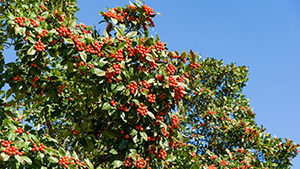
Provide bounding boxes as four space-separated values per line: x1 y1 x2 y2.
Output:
4 0 300 168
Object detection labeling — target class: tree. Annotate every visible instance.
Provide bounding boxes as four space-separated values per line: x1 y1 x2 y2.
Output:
0 0 298 168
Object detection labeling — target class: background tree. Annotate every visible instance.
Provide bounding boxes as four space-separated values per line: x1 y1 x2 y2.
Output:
0 0 299 168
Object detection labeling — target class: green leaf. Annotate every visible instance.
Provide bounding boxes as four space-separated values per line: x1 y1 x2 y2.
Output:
41 11 49 18
65 38 74 44
48 156 59 163
27 46 36 55
112 160 123 169
44 147 57 155
147 111 155 119
181 51 187 60
118 139 127 149
108 110 116 116
133 135 138 143
85 158 94 169
132 99 139 106
26 37 35 44
140 131 147 141
130 129 137 136
126 31 137 38
94 68 106 77
58 147 66 157
110 149 118 155
28 133 39 144
7 13 15 20
154 11 162 17
189 50 196 64
15 26 22 35
15 154 21 164
8 130 16 141
0 152 10 162
6 88 13 98
19 156 32 165
129 149 137 161
102 102 111 111
19 141 30 149
98 58 107 67
118 41 126 50
111 18 118 25
120 112 127 122
79 51 87 62
147 78 155 84
116 85 125 91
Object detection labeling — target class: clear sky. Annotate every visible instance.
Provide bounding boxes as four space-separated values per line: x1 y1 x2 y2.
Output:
4 0 300 168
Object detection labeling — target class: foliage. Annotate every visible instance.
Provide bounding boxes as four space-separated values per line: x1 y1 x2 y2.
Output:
0 0 298 168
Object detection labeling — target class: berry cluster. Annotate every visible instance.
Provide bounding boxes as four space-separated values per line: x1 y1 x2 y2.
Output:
72 130 79 134
37 15 45 22
154 41 164 52
31 142 46 152
54 10 65 22
30 18 38 27
190 62 200 68
146 17 154 27
39 4 47 11
72 34 85 51
136 45 152 62
105 63 122 83
174 86 185 102
136 156 146 168
142 5 153 15
137 103 148 116
141 80 151 89
37 30 48 38
161 127 169 137
92 41 104 56
147 94 155 103
171 114 179 128
1 140 24 156
158 149 167 160
13 75 22 82
127 81 139 95
58 156 86 168
155 74 164 82
58 84 66 95
103 10 125 23
111 49 123 62
34 40 45 52
14 17 26 27
169 139 182 149
117 104 129 112
166 63 176 75
124 156 134 167
110 99 118 107
57 25 73 37
14 127 24 134
167 76 178 88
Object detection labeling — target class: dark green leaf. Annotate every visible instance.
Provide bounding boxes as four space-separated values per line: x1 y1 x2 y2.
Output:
102 102 111 111
140 131 147 141
112 160 123 169
48 157 59 163
0 152 10 162
79 51 87 62
27 46 36 55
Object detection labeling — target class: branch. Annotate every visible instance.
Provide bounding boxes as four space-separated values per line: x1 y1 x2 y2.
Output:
92 153 114 167
44 107 54 137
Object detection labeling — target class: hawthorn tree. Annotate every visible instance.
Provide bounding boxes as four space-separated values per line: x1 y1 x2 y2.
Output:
0 0 299 168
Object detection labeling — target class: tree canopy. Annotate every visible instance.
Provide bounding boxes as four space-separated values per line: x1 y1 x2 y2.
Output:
0 0 299 168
